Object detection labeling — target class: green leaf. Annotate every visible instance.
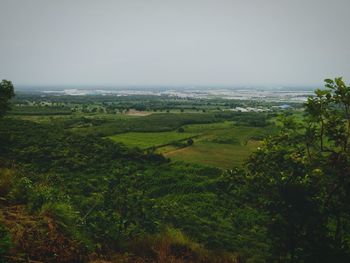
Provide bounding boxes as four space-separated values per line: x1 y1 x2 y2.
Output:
324 79 334 84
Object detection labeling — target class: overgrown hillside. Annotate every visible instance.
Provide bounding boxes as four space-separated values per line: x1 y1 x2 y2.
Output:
0 118 249 262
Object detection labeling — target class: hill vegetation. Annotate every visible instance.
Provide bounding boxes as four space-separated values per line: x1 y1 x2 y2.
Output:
1 78 350 262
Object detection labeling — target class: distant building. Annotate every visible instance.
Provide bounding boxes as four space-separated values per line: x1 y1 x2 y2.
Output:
272 104 291 110
234 107 249 112
226 107 270 112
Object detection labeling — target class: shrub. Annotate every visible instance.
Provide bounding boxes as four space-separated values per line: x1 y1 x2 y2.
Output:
187 138 194 146
8 177 33 204
0 224 12 259
211 137 240 144
129 227 237 263
177 127 185 133
39 202 93 250
28 185 58 212
0 168 15 198
40 202 79 232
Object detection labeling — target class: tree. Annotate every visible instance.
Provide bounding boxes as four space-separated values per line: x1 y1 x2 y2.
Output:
187 138 194 146
0 80 15 117
245 78 350 262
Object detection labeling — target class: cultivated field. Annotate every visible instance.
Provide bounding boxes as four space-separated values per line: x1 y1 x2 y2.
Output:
108 121 274 168
162 123 267 168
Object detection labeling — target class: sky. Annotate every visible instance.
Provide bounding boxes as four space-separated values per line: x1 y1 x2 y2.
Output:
0 0 349 87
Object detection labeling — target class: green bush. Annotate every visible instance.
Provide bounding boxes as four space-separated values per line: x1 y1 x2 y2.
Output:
40 202 78 231
187 138 194 146
0 224 12 259
28 185 58 212
211 137 240 144
177 127 185 133
39 202 93 250
8 177 33 204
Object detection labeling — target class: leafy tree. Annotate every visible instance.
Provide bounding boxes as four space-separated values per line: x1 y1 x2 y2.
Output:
0 80 15 117
177 127 185 133
245 78 350 262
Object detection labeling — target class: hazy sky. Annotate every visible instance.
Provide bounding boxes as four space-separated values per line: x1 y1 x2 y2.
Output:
1 0 349 87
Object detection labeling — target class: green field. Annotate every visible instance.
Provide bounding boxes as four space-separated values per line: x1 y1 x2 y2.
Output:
162 123 270 168
107 121 274 168
165 140 260 168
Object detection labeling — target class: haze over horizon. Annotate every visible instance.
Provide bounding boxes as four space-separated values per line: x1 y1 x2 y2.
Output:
1 0 349 87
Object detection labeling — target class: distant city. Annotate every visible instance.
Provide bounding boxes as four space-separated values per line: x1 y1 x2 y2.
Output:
18 86 315 102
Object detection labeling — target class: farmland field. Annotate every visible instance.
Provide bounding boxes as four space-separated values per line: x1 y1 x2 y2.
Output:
161 122 272 168
107 121 274 168
165 141 260 168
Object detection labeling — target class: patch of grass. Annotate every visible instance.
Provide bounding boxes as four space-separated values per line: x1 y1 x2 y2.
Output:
161 122 272 168
155 145 179 154
0 205 83 262
0 168 15 198
106 121 273 168
129 227 238 263
165 141 260 169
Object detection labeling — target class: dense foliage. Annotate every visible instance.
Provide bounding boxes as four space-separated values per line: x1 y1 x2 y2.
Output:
0 80 15 117
243 78 350 262
0 119 245 261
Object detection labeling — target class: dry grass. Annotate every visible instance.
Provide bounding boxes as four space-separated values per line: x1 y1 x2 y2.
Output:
0 205 84 263
0 168 15 198
126 227 239 263
125 110 153 117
